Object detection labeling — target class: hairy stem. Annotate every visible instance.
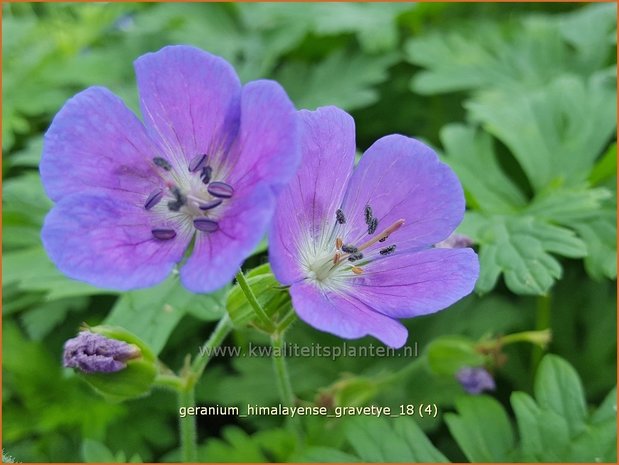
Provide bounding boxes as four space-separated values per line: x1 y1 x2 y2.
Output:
190 314 233 384
271 332 303 438
178 387 197 462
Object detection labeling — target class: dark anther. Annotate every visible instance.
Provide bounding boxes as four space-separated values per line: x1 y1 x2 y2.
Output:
167 187 187 212
188 153 207 173
379 236 388 243
336 209 346 224
208 181 234 199
341 244 358 254
167 200 182 212
193 218 219 233
379 245 396 256
348 252 364 262
153 157 172 171
152 228 176 240
200 166 213 184
367 217 378 235
199 199 223 211
144 189 164 210
364 205 373 225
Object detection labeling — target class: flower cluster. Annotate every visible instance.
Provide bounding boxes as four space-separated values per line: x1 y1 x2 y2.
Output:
42 46 478 348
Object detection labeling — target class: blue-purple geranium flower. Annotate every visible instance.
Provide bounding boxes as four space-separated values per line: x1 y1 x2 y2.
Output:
269 107 479 348
41 46 299 292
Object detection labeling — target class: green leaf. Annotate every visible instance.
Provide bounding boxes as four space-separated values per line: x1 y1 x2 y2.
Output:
296 447 359 463
440 124 527 213
571 206 617 280
346 416 449 462
81 439 118 463
511 356 615 462
467 75 616 191
196 426 297 463
534 354 587 437
277 50 399 111
591 386 617 424
105 276 225 355
226 264 290 328
407 8 614 96
461 213 586 295
2 172 52 250
511 392 572 461
407 18 569 95
589 143 617 186
20 297 88 340
3 246 110 301
445 395 515 462
558 3 617 73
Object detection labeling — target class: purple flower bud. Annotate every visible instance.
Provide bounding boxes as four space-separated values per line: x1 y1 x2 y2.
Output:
456 366 496 394
63 331 140 373
435 233 474 249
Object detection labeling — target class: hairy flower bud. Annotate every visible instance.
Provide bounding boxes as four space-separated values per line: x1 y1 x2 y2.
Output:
64 326 157 401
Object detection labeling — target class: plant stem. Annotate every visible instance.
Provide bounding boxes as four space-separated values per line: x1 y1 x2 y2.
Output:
271 332 303 438
190 314 233 384
178 387 197 462
531 293 552 372
235 270 276 332
378 356 426 386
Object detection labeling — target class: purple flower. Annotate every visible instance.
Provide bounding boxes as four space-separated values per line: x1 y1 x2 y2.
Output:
456 366 496 394
41 46 299 292
64 331 139 373
269 107 479 348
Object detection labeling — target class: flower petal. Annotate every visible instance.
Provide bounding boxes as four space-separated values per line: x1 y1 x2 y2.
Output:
349 247 479 318
180 185 276 293
134 45 241 170
40 87 161 202
341 135 465 251
41 193 192 290
290 281 408 348
224 80 300 196
269 107 356 284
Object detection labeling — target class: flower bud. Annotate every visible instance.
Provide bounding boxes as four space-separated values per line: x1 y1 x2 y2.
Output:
456 366 496 394
63 326 157 401
321 376 379 408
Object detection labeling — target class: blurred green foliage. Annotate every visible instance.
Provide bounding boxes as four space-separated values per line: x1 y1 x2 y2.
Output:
2 2 616 463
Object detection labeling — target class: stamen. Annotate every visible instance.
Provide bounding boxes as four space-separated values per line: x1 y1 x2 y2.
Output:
153 157 172 171
379 236 388 243
336 209 346 224
333 252 341 264
208 181 234 199
200 166 213 184
379 245 396 256
167 187 187 212
193 218 219 232
152 228 176 240
188 153 207 172
336 237 343 249
364 205 373 225
351 266 364 275
367 217 378 235
144 189 164 210
348 252 364 262
358 219 405 252
341 244 358 254
199 199 223 211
